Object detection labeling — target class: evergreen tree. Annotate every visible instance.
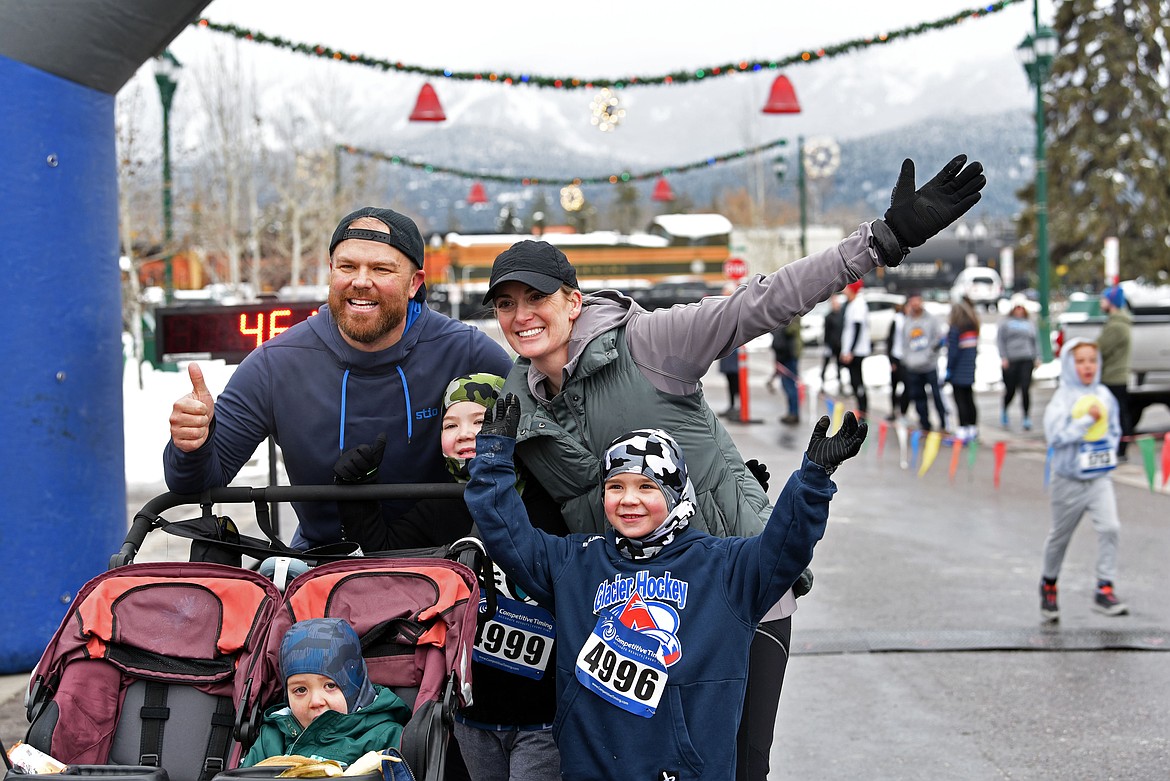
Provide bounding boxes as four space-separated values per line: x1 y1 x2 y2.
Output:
1017 0 1170 288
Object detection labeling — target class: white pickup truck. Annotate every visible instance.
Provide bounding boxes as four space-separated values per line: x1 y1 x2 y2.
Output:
1056 286 1170 426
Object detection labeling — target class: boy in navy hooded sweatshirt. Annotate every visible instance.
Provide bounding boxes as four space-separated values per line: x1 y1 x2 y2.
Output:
465 394 866 781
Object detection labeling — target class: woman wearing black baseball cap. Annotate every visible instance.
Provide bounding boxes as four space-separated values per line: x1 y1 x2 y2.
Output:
483 155 985 781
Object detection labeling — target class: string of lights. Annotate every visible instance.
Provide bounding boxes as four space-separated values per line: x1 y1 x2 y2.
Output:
336 137 790 186
195 1 1023 90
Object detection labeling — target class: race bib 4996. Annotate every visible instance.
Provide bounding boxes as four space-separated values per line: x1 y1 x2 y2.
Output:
574 615 667 718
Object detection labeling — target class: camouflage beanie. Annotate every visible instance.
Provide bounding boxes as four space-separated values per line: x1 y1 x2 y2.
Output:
280 618 376 712
442 373 506 412
442 373 505 482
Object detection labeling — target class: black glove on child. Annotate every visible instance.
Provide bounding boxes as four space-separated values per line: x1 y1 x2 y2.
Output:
480 393 521 440
806 412 867 474
333 433 387 484
793 567 814 598
745 459 770 493
884 154 986 252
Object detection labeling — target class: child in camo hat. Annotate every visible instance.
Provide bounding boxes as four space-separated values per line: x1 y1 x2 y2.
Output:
332 375 569 780
242 618 411 767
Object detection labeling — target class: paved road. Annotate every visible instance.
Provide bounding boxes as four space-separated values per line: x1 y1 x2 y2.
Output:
4 333 1168 779
719 347 1170 780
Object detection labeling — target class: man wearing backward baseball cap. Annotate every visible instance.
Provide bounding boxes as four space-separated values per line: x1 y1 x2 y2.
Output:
165 207 512 549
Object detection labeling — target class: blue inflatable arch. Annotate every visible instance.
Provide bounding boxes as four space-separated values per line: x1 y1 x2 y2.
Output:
0 0 212 671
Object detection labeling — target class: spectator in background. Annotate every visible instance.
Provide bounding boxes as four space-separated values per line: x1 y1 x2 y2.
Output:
996 294 1040 431
946 294 981 441
719 348 744 418
821 294 847 392
1098 285 1133 461
899 291 948 432
839 279 870 419
886 301 908 422
770 317 803 425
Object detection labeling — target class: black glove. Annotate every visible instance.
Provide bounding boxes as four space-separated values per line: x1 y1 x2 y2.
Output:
480 393 520 439
793 567 814 598
883 154 985 252
333 433 387 484
745 459 770 493
806 412 867 474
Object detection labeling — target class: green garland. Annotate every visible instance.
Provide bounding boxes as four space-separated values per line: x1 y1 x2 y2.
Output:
337 138 791 186
196 0 1023 90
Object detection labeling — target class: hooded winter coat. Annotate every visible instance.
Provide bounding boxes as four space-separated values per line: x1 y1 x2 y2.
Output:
241 684 411 767
163 301 512 548
1097 307 1132 386
1043 338 1121 480
503 223 888 538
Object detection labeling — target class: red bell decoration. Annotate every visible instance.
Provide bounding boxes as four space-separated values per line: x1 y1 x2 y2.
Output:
409 83 446 122
467 181 488 205
761 74 801 114
651 177 675 202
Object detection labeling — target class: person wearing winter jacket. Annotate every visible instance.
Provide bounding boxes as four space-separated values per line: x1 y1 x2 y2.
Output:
465 398 866 781
899 292 948 431
164 207 512 549
945 294 981 441
1039 339 1129 621
242 618 411 767
1097 284 1133 459
996 294 1040 430
333 373 568 781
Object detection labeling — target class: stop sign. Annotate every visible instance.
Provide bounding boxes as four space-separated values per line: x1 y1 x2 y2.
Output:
723 257 748 280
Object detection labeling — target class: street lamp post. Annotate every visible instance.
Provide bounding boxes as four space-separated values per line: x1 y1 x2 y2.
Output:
1017 24 1058 361
154 50 182 302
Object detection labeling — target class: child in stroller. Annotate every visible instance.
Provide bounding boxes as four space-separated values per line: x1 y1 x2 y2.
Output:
241 618 411 767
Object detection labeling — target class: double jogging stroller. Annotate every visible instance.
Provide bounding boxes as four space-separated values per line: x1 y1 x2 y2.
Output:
10 484 484 781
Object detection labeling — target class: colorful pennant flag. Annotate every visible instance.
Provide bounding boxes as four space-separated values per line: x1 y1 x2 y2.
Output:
1137 434 1157 492
994 441 1008 488
949 438 962 482
1163 432 1170 489
918 431 943 477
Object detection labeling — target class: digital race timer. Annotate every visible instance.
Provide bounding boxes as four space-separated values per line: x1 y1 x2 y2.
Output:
154 301 324 364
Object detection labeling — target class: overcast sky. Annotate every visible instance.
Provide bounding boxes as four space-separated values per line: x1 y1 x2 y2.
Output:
127 1 1058 172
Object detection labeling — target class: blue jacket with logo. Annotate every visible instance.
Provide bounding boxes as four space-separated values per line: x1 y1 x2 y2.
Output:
466 434 834 781
163 302 512 548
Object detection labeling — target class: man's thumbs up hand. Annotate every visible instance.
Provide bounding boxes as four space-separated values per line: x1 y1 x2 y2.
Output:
169 363 216 452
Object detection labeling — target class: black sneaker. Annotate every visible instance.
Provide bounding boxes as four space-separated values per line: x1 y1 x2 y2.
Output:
1040 581 1059 622
1093 584 1129 616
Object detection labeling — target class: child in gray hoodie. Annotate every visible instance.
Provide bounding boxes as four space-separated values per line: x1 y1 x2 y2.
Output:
1039 338 1128 622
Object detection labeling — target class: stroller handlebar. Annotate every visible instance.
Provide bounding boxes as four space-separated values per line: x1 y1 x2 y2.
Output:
112 483 468 568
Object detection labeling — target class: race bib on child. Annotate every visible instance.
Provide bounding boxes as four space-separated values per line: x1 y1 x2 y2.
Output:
473 594 555 680
1077 439 1116 478
574 614 667 718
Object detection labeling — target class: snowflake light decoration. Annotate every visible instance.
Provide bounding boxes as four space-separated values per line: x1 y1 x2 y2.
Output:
589 88 626 132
